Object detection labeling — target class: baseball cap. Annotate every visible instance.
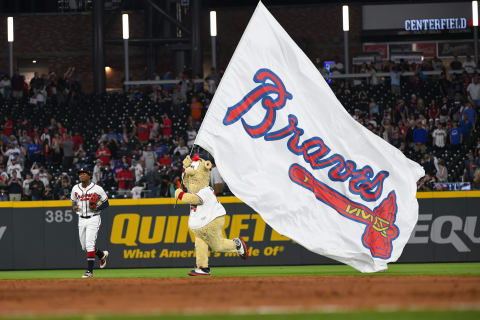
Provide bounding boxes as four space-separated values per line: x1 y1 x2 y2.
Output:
78 168 91 176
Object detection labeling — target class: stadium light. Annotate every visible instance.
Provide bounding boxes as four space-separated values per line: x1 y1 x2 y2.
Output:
122 14 129 92
210 11 217 37
342 5 349 32
342 5 350 74
474 1 479 66
7 17 14 42
7 17 14 78
472 1 479 27
122 14 129 40
210 11 217 70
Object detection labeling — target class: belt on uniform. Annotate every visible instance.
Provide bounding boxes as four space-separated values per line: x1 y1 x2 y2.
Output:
80 214 100 219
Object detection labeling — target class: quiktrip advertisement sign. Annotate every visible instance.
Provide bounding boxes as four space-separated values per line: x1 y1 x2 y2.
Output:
0 195 479 270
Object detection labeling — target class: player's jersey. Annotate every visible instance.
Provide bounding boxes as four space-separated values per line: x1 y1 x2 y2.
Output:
71 183 108 217
188 186 226 230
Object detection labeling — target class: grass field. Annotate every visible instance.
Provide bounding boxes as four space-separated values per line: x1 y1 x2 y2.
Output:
1 263 479 320
1 262 480 280
2 311 479 320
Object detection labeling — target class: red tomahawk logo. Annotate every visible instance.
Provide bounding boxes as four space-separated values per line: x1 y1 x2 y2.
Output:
289 163 399 259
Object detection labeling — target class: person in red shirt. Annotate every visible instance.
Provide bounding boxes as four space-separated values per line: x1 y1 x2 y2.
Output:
137 118 153 144
72 131 84 150
161 113 172 139
159 153 172 167
95 143 111 166
428 100 440 121
116 167 134 195
3 116 13 136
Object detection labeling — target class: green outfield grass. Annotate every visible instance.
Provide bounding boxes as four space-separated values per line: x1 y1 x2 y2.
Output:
0 262 479 280
2 311 480 320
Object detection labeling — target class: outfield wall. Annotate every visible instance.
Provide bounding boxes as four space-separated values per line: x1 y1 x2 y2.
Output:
0 192 479 270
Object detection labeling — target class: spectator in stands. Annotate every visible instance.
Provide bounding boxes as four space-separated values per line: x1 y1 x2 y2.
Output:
417 173 436 191
0 169 8 201
169 175 181 198
428 100 440 121
0 74 11 99
389 65 401 96
117 166 134 196
26 137 42 166
131 181 144 199
141 143 156 173
73 144 87 168
137 117 153 145
61 133 74 169
459 113 474 147
464 151 479 182
462 56 477 74
467 75 480 108
413 121 427 153
462 102 477 126
101 162 116 191
159 152 172 168
434 158 448 183
92 159 102 184
450 56 462 70
439 96 450 123
161 113 172 139
134 159 145 183
449 121 463 150
7 157 22 179
95 142 111 166
7 170 22 201
3 116 13 136
51 133 62 166
190 96 203 125
419 153 435 176
153 139 168 158
53 174 71 200
432 122 447 156
149 116 160 141
145 163 162 198
206 68 219 94
186 126 197 148
72 131 83 150
173 138 189 158
11 72 24 100
30 173 45 201
22 173 32 200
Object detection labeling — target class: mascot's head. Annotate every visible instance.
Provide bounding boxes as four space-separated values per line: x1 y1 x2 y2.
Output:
182 154 212 194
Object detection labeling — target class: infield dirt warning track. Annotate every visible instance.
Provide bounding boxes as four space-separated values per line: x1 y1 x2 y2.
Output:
1 276 480 315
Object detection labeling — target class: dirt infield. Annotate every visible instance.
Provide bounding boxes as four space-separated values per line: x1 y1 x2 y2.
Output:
1 276 479 315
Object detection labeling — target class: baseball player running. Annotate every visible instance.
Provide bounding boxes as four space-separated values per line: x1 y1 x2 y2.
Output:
71 168 110 278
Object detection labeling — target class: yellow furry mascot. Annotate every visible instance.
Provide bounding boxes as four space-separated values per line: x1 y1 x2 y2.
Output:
175 154 248 276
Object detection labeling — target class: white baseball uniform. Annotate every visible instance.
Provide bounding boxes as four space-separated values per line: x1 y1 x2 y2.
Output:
188 186 226 230
71 183 108 252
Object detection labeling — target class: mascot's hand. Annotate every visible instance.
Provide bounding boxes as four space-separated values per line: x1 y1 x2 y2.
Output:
174 188 184 200
182 155 192 169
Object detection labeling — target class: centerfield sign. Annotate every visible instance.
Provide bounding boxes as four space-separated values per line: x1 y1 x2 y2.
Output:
0 194 479 270
405 18 467 31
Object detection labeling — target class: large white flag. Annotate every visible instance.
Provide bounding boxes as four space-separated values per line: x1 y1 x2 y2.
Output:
195 2 425 272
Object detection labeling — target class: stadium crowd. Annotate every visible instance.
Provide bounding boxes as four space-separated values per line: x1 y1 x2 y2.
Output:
0 57 479 201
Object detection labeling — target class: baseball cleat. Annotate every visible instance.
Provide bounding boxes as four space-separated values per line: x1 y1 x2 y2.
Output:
100 251 109 269
81 271 93 278
234 237 249 260
188 267 211 276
